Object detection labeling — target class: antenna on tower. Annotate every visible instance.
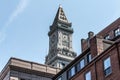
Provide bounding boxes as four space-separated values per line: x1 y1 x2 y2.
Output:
59 4 62 8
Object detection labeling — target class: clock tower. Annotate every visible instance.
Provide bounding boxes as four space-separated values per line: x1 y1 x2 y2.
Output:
45 5 76 69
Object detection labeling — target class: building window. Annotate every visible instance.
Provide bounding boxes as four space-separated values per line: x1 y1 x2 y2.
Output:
77 58 85 72
85 71 91 80
87 53 92 63
104 35 110 40
103 57 112 76
114 28 120 37
59 62 65 68
71 67 75 76
61 63 65 68
80 59 85 69
57 76 62 80
68 66 75 79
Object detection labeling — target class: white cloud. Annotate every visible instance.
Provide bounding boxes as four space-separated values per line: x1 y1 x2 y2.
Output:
5 0 29 28
0 0 29 43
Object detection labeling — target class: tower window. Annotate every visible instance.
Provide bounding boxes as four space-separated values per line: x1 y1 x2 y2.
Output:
59 62 65 68
60 12 64 16
61 63 65 68
103 57 112 76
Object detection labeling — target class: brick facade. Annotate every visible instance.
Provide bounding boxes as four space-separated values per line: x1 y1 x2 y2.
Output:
72 42 120 80
53 18 120 80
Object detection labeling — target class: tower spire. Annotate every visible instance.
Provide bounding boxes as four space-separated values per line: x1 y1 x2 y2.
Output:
53 5 69 25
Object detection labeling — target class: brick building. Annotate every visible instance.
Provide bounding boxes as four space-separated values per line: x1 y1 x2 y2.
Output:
1 5 120 80
53 18 120 80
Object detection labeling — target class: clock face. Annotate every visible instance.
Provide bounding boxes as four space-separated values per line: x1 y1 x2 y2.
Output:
62 34 68 41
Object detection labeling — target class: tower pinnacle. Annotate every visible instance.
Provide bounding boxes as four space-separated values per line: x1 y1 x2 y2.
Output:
53 5 69 24
59 4 62 8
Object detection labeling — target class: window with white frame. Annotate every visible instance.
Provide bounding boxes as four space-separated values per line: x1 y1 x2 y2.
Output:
80 59 85 69
114 28 120 37
87 53 92 63
71 67 75 77
103 57 112 76
77 58 85 72
85 71 91 80
68 66 75 79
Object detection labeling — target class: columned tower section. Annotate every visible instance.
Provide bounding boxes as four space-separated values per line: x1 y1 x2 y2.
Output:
45 6 76 69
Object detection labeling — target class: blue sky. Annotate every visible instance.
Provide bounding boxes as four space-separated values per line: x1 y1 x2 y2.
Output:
0 0 120 71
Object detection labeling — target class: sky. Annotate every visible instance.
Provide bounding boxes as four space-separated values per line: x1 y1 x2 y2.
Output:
0 0 120 72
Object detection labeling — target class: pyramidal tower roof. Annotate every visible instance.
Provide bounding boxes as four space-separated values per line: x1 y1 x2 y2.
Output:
53 5 69 24
48 5 73 36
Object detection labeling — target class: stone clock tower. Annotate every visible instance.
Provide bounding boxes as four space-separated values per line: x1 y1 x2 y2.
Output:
45 6 76 69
